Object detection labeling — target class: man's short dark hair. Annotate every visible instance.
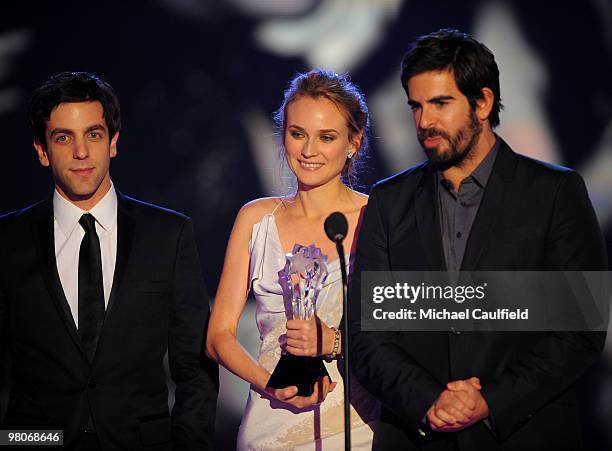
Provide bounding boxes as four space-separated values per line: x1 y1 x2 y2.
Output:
400 28 503 128
28 71 121 146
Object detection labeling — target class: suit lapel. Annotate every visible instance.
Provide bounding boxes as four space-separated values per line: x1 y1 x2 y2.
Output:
461 141 517 269
92 192 135 363
31 199 86 358
106 192 134 315
414 165 447 270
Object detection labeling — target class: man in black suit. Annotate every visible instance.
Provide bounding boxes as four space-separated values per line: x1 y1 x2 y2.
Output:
0 72 217 450
349 29 607 450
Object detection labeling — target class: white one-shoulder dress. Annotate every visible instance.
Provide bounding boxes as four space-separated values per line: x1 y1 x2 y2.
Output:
237 212 379 451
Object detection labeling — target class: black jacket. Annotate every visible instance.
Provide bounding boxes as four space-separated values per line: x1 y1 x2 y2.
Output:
0 192 218 450
349 140 607 450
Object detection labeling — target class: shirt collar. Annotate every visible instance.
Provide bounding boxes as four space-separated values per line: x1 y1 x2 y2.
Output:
470 136 499 188
53 183 118 238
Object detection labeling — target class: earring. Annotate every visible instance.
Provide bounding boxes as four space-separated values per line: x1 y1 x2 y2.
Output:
347 152 354 159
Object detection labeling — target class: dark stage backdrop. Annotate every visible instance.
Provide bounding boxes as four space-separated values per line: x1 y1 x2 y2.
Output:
1 1 611 449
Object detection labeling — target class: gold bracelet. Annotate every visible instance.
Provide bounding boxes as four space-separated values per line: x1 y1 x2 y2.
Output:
324 327 340 362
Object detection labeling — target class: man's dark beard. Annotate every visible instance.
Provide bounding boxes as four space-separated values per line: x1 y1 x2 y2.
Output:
418 109 482 170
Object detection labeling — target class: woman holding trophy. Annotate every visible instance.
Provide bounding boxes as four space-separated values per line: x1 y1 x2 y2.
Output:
207 69 379 450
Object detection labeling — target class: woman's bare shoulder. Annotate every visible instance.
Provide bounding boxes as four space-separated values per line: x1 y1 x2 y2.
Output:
348 189 369 208
236 197 285 227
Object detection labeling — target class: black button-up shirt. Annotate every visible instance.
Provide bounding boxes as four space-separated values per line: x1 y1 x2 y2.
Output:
437 138 500 271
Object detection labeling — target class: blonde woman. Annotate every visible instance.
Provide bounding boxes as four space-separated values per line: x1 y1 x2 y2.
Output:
207 69 379 450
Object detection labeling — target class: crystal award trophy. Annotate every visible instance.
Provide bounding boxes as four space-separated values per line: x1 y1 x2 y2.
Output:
266 244 331 396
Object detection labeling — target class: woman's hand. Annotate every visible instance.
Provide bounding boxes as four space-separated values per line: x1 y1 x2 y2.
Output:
285 316 336 357
265 376 337 408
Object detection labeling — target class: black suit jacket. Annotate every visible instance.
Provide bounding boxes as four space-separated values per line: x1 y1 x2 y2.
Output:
0 192 218 450
349 140 608 451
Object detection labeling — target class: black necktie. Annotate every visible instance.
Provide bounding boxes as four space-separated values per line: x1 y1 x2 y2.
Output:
78 213 105 360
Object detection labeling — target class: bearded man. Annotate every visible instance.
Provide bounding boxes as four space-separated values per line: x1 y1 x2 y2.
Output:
348 28 607 451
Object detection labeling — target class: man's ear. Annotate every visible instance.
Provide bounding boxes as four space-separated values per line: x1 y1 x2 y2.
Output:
109 132 119 159
33 138 50 167
475 87 494 122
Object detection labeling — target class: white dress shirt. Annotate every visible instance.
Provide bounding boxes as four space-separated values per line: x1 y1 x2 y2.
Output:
53 184 118 329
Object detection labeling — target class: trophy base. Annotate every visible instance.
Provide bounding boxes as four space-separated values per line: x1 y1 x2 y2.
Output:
266 354 330 397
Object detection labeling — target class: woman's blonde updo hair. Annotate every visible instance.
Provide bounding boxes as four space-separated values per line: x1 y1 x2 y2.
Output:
274 69 370 187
